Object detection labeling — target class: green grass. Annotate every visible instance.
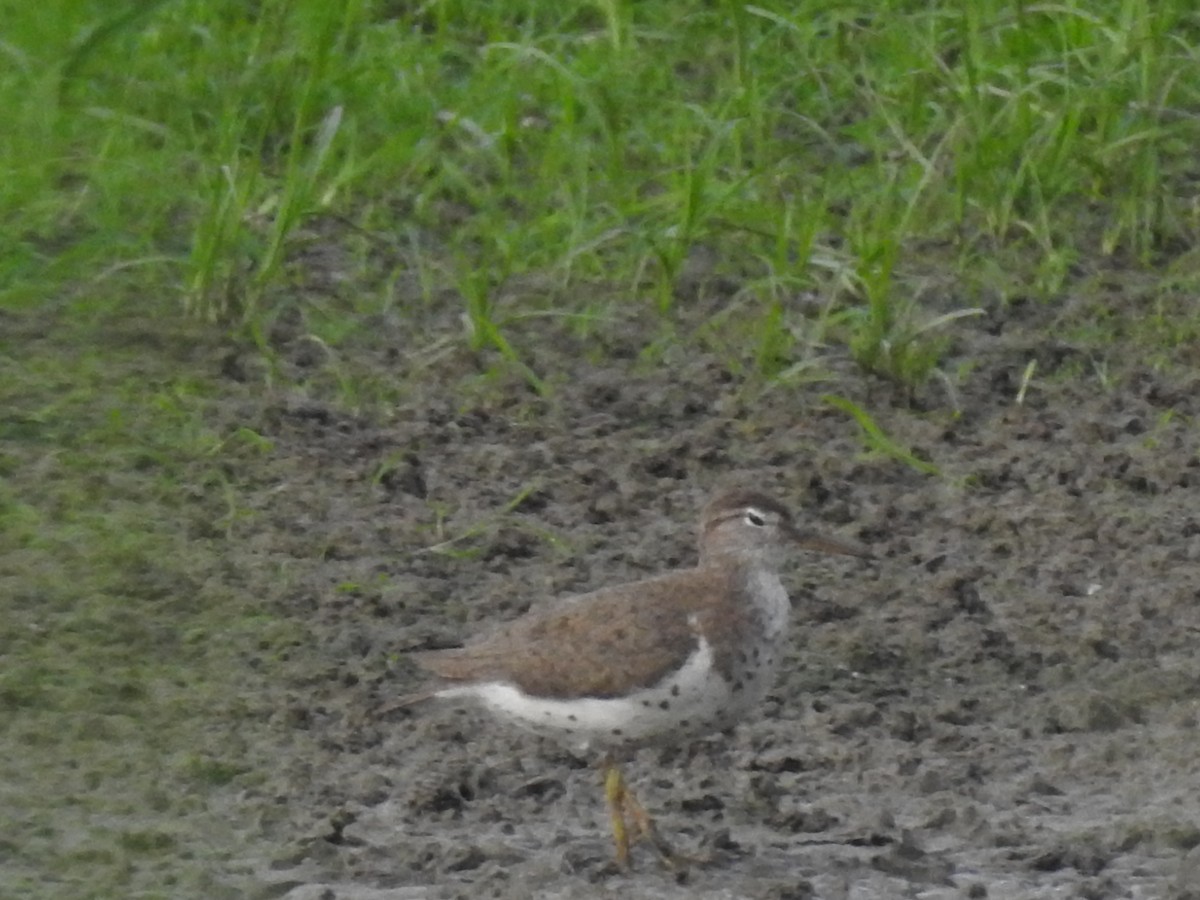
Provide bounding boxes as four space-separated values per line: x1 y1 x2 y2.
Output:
5 0 1199 387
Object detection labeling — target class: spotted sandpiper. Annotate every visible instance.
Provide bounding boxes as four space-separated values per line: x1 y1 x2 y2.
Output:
396 488 871 868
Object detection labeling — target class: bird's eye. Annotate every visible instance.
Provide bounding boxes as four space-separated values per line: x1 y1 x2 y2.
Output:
745 509 767 527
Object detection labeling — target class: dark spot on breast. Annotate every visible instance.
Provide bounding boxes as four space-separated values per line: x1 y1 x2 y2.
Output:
568 714 577 722
679 719 691 729
659 700 670 710
611 728 623 737
543 710 551 717
670 684 681 697
613 628 628 641
641 699 651 708
752 647 761 661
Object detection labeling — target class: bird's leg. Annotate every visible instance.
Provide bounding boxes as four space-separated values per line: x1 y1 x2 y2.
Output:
602 756 686 872
619 780 686 871
602 757 632 869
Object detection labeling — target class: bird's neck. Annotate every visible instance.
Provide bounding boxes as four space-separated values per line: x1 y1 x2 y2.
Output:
699 548 779 572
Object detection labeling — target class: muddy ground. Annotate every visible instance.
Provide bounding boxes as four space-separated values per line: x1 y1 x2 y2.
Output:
204 290 1199 900
13 287 1200 899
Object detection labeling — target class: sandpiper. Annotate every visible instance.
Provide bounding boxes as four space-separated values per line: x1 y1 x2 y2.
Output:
397 487 871 868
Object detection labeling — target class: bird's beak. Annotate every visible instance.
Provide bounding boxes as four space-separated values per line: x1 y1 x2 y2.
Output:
786 524 873 559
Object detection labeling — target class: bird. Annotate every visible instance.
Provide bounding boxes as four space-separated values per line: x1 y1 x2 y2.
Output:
394 487 871 869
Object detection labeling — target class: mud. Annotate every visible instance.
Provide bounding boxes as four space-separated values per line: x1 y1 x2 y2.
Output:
190 295 1200 900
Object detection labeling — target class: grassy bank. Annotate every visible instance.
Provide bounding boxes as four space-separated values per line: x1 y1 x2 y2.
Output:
7 1 1199 382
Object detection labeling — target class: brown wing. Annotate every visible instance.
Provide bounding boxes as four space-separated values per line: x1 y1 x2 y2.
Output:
411 565 751 700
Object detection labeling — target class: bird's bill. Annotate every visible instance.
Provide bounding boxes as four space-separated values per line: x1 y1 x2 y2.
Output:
787 525 873 559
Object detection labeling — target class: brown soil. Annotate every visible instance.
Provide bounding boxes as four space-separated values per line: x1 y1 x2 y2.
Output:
179 294 1200 900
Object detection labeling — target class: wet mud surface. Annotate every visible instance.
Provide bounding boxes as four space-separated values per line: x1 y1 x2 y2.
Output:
140 301 1200 897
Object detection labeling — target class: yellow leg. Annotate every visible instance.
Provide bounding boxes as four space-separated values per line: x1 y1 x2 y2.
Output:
603 759 632 868
601 757 685 871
